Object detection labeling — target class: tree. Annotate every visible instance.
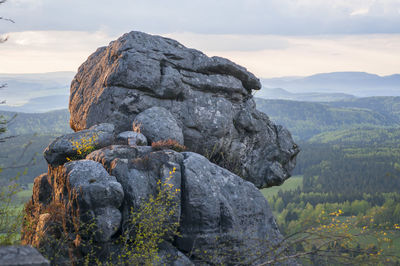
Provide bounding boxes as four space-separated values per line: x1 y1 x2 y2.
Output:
1 0 14 43
0 0 16 143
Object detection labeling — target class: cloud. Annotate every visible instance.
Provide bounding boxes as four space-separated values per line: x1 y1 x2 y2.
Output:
1 31 400 78
0 30 117 73
350 8 369 16
1 0 400 35
163 33 290 51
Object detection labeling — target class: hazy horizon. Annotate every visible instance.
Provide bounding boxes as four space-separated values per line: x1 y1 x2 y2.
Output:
0 70 399 79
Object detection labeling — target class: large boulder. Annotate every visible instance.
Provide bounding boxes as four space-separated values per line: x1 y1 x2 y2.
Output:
69 31 299 188
61 160 124 242
177 152 282 264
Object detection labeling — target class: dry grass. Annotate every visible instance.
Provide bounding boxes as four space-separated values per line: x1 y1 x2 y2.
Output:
151 139 186 152
132 121 141 134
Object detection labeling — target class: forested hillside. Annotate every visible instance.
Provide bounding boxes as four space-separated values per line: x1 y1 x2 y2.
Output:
255 97 400 140
0 110 72 185
259 96 400 262
0 109 71 136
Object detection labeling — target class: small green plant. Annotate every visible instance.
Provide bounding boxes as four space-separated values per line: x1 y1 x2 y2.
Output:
204 139 243 178
67 133 98 161
23 167 181 265
117 167 180 265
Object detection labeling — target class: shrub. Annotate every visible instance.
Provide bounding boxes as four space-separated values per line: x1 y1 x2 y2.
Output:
0 177 22 245
117 168 180 265
151 139 186 152
66 133 98 161
23 168 181 265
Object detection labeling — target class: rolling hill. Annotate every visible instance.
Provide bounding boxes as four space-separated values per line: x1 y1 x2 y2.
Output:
261 72 400 97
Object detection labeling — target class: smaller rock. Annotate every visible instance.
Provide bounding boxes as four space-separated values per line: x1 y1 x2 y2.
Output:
63 160 124 242
86 145 153 170
116 131 148 146
44 123 115 166
134 107 184 145
0 245 50 266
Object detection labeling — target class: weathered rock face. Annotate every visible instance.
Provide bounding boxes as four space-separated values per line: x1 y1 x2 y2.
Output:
177 152 281 264
24 145 287 265
69 31 299 188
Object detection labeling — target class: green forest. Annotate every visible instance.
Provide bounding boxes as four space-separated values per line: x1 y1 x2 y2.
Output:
0 109 71 186
257 97 400 264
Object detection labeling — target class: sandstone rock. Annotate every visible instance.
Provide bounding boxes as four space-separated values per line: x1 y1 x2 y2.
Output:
176 152 281 264
115 131 147 146
88 145 183 235
0 246 50 266
32 174 51 205
69 31 299 188
87 147 283 264
134 106 184 145
44 123 115 166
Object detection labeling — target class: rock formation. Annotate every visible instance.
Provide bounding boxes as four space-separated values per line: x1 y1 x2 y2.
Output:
22 31 299 265
69 31 299 188
0 246 50 266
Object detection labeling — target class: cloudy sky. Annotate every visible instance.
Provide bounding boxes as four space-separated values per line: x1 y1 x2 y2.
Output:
1 0 400 77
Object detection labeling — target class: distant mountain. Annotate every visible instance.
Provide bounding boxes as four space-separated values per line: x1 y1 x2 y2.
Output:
256 87 356 102
0 71 75 108
261 72 400 97
0 95 69 113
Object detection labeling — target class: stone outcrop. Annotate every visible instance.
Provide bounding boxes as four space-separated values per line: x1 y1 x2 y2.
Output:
22 31 299 265
0 246 50 266
69 31 299 188
24 145 285 265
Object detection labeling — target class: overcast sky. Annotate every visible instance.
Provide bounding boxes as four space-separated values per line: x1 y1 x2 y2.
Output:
1 0 400 77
